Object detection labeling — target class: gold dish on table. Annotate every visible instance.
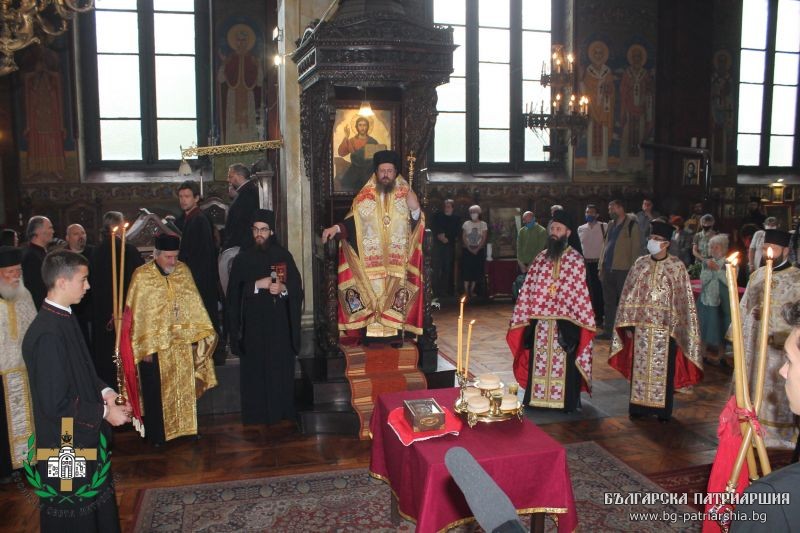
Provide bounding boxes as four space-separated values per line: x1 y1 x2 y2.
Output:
454 384 524 428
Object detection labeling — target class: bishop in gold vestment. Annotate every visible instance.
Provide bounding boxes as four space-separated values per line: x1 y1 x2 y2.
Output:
0 246 36 477
323 150 424 339
122 234 217 445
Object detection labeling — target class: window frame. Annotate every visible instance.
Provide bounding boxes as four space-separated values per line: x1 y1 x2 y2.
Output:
737 0 800 172
429 0 558 173
77 0 210 171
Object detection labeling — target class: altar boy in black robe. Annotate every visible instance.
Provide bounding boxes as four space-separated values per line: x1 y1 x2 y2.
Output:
227 210 303 425
23 250 130 533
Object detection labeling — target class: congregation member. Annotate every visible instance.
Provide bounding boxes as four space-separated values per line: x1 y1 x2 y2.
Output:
21 215 53 309
22 250 128 532
507 210 595 413
609 220 703 422
692 214 718 266
227 210 303 425
668 215 694 266
748 216 777 273
737 229 800 448
122 234 218 447
697 234 732 367
431 198 462 298
90 211 144 388
635 198 660 252
219 163 260 294
731 301 800 531
175 180 221 362
742 198 766 228
322 150 424 340
577 204 607 326
599 199 641 339
461 204 488 299
0 247 36 481
66 223 94 348
516 210 547 274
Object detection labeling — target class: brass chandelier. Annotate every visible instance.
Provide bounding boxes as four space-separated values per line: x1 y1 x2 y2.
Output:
0 0 95 76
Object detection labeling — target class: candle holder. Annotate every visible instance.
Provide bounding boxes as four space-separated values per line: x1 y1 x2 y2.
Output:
454 370 469 413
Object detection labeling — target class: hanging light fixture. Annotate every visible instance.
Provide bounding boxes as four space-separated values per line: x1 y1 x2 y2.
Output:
357 86 374 117
0 0 96 76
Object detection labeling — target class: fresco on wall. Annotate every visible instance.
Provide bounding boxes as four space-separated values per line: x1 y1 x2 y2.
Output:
710 0 741 179
14 43 78 184
212 1 268 181
574 0 657 181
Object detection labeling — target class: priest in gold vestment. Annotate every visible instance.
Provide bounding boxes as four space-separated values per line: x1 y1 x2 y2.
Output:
0 246 36 478
609 221 703 422
737 229 800 448
322 150 424 339
122 234 217 445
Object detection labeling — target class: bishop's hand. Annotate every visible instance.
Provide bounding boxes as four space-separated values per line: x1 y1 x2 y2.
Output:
322 226 339 242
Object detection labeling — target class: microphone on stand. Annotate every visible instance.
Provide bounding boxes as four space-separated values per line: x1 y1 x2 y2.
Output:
444 447 527 533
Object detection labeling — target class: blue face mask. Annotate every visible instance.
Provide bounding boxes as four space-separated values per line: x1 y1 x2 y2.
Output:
526 219 536 229
585 215 596 223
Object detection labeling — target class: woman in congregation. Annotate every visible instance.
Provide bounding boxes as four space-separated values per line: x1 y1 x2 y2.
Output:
461 204 488 299
696 233 731 367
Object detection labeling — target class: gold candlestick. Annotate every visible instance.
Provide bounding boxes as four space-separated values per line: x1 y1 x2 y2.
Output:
457 296 465 375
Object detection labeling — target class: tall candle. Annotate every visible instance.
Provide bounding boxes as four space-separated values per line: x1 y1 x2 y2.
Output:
753 247 773 413
111 227 118 322
457 296 466 374
118 222 129 319
464 320 476 378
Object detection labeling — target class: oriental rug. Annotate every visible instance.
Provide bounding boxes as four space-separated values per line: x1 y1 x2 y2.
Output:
343 343 427 439
132 441 701 532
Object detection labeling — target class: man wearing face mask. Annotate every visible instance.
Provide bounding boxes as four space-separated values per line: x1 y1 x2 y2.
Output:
578 204 607 327
507 210 596 413
516 211 547 274
121 233 218 446
748 216 777 273
736 229 800 448
609 220 703 422
321 150 423 339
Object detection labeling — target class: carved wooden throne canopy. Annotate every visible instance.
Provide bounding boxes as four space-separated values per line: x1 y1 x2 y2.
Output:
291 0 454 355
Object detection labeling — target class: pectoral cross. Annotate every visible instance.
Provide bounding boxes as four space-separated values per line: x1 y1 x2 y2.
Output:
549 258 562 298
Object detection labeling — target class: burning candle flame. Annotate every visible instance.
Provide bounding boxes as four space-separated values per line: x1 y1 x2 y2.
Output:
767 247 774 259
112 226 119 233
727 251 739 266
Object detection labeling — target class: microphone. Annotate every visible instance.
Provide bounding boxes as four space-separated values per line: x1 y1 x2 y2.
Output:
271 270 278 284
444 447 526 533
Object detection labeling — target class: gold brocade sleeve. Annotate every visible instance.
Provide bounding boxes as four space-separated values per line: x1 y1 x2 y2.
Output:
125 262 217 397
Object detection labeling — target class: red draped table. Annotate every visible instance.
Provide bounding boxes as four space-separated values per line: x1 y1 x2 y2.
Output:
369 388 578 533
485 259 519 299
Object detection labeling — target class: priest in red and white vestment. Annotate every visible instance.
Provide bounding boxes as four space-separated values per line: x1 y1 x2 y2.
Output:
507 210 596 412
609 220 703 422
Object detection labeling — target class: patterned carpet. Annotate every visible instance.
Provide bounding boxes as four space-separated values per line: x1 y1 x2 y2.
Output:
132 441 700 532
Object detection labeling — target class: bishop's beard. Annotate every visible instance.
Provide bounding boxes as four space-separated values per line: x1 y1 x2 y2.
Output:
546 235 567 261
0 279 22 301
376 179 396 194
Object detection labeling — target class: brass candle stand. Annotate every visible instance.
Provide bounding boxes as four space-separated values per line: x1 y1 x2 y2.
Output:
454 371 523 428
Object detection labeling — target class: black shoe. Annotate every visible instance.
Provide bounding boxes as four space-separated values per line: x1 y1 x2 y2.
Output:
628 413 643 420
657 416 671 423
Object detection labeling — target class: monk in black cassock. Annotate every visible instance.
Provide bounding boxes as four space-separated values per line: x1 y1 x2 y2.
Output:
23 250 129 533
175 180 221 356
90 211 144 388
227 209 303 425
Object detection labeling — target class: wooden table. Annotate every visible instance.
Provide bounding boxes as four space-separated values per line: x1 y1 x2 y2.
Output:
369 388 578 533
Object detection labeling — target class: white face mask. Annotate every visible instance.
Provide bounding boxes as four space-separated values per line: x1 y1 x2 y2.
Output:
470 213 479 221
647 239 664 255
